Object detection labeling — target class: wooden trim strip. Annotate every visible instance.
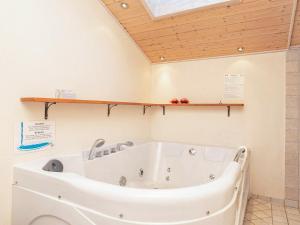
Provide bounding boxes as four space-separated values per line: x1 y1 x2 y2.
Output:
288 0 298 48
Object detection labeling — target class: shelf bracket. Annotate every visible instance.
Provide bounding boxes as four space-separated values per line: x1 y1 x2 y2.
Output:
227 106 231 117
44 102 56 120
107 104 118 117
161 106 166 115
143 105 151 115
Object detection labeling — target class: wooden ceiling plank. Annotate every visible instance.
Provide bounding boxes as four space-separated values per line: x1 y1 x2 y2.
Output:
101 0 293 62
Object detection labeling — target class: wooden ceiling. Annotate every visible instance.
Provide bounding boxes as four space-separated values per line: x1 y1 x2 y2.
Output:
102 0 298 63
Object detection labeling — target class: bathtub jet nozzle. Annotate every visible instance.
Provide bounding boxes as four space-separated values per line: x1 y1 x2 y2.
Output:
189 148 197 156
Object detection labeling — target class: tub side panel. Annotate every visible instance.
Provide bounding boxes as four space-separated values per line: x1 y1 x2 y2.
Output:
13 185 238 225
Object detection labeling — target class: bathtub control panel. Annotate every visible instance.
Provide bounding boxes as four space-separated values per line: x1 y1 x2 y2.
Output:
95 148 116 158
92 142 134 159
94 147 125 158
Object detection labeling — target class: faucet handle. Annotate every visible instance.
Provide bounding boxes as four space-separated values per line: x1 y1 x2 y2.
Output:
110 147 117 153
125 141 134 146
116 141 134 151
95 150 103 158
103 150 110 155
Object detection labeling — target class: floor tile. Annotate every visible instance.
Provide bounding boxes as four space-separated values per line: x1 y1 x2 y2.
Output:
244 197 297 225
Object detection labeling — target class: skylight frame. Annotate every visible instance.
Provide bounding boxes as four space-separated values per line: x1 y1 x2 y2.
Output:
141 0 241 20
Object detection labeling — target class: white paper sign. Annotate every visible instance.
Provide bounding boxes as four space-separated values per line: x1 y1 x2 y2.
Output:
224 74 244 99
17 121 55 151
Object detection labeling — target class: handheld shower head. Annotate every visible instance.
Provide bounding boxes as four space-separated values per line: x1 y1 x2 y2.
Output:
94 139 105 148
88 139 105 160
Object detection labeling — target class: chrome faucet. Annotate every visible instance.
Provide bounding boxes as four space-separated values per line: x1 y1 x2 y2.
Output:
116 141 134 151
88 139 105 160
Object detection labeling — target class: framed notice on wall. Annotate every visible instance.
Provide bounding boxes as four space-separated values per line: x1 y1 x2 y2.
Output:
16 121 55 152
224 74 244 100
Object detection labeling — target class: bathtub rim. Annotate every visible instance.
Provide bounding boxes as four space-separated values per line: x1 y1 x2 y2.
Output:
13 141 248 194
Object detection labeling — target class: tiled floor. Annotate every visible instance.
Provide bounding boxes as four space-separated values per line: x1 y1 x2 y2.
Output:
244 197 300 225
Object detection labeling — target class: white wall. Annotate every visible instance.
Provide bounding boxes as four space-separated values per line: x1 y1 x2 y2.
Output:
150 52 286 199
0 0 151 224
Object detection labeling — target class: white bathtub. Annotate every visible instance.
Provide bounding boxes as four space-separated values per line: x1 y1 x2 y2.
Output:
12 141 249 225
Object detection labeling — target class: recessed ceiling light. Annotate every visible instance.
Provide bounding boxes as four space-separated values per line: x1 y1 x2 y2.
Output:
120 2 129 9
237 47 245 53
160 56 165 61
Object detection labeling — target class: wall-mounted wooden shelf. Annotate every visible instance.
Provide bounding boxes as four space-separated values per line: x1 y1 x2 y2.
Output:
21 97 244 119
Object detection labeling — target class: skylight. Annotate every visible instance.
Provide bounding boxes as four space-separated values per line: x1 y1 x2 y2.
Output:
142 0 239 18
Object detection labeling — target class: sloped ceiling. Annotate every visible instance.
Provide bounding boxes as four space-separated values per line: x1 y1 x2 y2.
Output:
102 0 298 63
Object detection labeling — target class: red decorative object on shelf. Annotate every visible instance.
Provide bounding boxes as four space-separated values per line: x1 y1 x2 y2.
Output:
180 98 189 104
170 98 179 104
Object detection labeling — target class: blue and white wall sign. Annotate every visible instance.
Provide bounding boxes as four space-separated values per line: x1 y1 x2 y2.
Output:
17 121 55 152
